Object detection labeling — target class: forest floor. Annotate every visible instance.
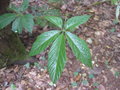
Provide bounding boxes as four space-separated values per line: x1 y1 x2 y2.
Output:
0 0 120 90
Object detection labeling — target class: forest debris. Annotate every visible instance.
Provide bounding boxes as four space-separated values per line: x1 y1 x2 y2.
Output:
95 31 101 36
117 34 120 38
74 74 81 82
94 15 99 21
98 84 105 90
89 67 102 75
86 38 93 44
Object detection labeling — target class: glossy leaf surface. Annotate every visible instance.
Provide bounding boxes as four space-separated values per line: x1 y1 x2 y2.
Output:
45 16 63 29
48 34 66 83
65 15 90 31
29 30 60 56
66 32 92 67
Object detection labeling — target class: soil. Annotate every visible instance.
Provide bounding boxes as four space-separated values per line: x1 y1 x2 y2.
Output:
0 0 120 90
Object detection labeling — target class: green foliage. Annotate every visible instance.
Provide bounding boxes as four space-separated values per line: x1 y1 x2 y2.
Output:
45 16 63 28
48 34 66 83
114 71 120 78
21 14 34 33
116 4 120 21
20 0 29 12
12 17 23 33
29 30 60 56
111 0 120 21
73 72 79 76
109 28 116 32
93 82 100 87
64 15 91 31
30 15 92 83
30 3 61 27
48 0 63 4
111 0 120 5
88 74 95 79
0 0 34 33
34 62 41 69
48 0 59 3
66 32 92 67
24 63 30 68
10 83 16 90
71 82 78 87
43 9 61 16
0 13 16 29
9 0 29 12
82 80 89 86
12 14 34 33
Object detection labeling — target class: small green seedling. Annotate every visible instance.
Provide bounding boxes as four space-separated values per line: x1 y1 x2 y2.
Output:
29 15 92 83
74 72 79 77
104 60 111 68
88 73 95 79
82 80 89 86
24 62 30 68
71 82 78 87
34 62 41 69
109 28 116 32
10 83 16 90
93 82 100 87
114 71 120 78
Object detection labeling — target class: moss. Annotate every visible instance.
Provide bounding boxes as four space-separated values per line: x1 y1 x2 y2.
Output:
0 28 29 68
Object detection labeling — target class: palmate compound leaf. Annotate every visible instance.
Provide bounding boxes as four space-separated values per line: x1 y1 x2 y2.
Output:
0 13 16 29
66 32 92 67
64 15 91 31
29 30 60 56
44 16 63 29
48 33 66 83
12 14 34 33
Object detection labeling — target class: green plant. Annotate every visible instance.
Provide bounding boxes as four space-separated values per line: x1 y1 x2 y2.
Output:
24 62 30 68
71 82 78 87
88 74 95 79
116 3 120 21
30 3 61 28
10 83 16 90
111 0 120 21
0 0 34 33
111 0 119 5
114 71 120 78
29 15 92 83
81 79 89 86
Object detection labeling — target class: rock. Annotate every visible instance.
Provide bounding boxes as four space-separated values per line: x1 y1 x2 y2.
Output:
117 34 120 38
95 31 101 36
86 38 93 44
94 15 99 21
